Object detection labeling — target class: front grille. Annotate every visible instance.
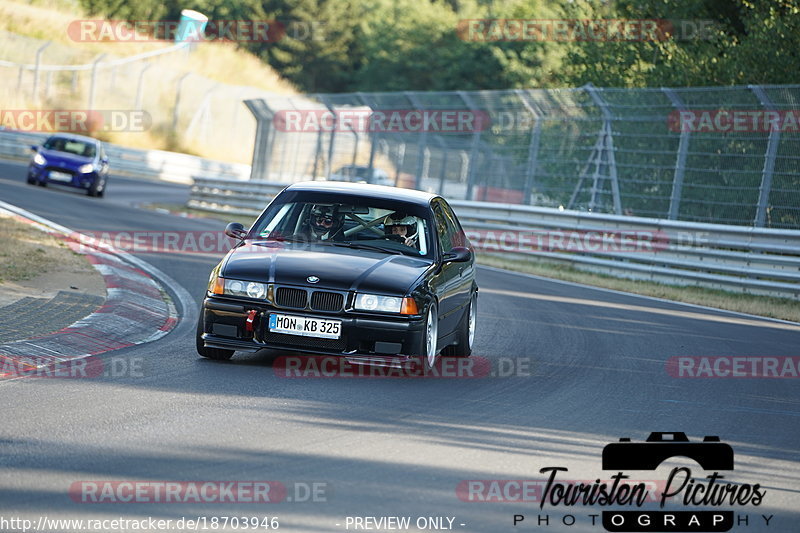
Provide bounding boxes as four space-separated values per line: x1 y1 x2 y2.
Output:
276 287 307 309
46 167 74 176
310 291 343 312
261 332 346 351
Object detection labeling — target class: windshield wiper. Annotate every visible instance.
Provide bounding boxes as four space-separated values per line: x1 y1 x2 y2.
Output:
326 241 404 255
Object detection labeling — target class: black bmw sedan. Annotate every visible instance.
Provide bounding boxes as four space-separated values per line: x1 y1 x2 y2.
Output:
196 181 477 371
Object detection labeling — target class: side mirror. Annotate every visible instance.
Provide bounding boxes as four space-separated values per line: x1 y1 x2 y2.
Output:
225 222 247 240
442 246 472 263
100 156 108 164
30 145 38 152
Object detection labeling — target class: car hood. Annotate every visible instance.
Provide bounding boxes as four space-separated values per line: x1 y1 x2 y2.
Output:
38 149 93 166
221 242 433 295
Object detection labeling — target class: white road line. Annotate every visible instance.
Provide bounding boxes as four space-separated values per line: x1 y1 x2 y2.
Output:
477 264 800 326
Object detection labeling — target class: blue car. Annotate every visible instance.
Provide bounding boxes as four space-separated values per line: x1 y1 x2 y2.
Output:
27 134 109 197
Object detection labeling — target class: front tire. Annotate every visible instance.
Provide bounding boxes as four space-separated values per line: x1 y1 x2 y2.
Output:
443 291 477 357
195 313 234 360
87 177 105 197
414 303 439 373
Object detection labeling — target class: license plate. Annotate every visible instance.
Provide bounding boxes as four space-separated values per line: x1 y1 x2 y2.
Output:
48 170 72 182
269 313 341 339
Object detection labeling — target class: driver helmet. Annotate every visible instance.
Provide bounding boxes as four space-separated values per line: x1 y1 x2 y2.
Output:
309 204 342 238
384 213 418 241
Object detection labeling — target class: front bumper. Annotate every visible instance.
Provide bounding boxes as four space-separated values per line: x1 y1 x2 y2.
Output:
29 164 98 188
200 295 426 358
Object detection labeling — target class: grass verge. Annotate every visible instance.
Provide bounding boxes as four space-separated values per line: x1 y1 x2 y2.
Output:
0 0 297 163
477 253 800 323
0 214 88 282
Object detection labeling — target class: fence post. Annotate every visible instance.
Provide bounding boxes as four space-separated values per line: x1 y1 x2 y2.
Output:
516 89 542 206
394 143 406 184
350 126 359 170
319 95 337 180
582 84 622 215
172 72 191 132
311 123 324 180
134 63 152 110
458 91 482 201
356 92 381 183
244 98 276 181
88 54 106 111
750 85 779 228
32 41 51 102
435 136 449 195
662 88 690 220
405 92 428 190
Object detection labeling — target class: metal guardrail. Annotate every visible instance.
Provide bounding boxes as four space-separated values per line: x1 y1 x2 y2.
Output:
0 130 251 184
188 177 800 300
243 85 800 229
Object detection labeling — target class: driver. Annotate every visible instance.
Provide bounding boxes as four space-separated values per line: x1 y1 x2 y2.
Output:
307 204 344 240
384 213 418 248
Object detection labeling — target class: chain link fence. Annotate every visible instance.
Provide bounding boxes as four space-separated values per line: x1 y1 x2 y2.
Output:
245 84 800 228
0 30 270 163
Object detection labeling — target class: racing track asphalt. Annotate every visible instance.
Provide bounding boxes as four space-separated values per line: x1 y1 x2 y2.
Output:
0 160 798 532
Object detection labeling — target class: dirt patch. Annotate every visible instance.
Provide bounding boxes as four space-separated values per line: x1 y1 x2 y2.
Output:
0 214 106 308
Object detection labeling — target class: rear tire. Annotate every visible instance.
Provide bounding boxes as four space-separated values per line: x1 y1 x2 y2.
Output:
195 313 235 361
442 292 477 357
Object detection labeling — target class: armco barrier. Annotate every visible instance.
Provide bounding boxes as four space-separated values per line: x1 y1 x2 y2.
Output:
0 129 250 184
187 177 800 300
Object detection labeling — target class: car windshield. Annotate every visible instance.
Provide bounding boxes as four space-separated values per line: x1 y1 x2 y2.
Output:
249 192 433 258
42 137 96 158
336 166 369 179
349 167 368 178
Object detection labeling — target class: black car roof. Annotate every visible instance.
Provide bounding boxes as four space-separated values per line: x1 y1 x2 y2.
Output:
285 181 439 206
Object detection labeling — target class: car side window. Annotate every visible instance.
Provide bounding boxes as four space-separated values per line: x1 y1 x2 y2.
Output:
433 202 456 254
440 201 465 248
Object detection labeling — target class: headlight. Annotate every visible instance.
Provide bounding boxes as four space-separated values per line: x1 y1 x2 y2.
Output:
78 163 95 173
224 278 268 299
33 153 45 165
354 293 406 313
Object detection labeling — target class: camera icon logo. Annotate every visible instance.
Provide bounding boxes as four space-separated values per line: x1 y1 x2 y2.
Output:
602 432 734 471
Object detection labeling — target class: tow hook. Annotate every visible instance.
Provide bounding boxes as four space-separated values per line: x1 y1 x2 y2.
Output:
245 310 258 332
